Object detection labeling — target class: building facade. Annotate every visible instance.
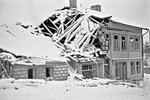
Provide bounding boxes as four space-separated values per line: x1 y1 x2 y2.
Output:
0 58 68 81
105 20 143 81
68 58 105 79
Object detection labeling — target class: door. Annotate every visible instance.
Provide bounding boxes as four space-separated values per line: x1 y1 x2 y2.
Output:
28 69 33 79
121 62 127 80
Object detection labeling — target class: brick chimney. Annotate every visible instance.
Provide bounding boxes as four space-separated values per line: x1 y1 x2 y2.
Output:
91 5 101 12
69 0 77 9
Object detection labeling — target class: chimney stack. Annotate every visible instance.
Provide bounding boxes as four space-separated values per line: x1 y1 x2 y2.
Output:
90 5 101 12
69 0 77 9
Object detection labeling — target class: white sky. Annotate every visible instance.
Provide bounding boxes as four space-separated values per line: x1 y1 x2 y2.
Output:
0 0 150 42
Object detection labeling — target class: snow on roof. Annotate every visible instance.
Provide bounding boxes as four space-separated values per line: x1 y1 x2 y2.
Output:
86 9 112 18
0 52 17 62
14 57 48 65
0 23 65 62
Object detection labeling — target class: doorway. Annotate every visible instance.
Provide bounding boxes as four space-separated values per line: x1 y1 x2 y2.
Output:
28 69 33 79
119 62 127 80
121 62 127 80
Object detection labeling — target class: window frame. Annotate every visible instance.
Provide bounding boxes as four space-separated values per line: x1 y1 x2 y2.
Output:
121 35 127 51
134 36 140 51
113 34 120 51
129 35 135 51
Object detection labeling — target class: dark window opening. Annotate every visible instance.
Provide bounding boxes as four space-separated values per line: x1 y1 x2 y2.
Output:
135 37 140 50
121 36 127 50
46 68 50 77
28 69 33 79
114 35 118 39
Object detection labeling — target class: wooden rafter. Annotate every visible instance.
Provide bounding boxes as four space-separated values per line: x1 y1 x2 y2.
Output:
48 18 59 30
42 23 53 36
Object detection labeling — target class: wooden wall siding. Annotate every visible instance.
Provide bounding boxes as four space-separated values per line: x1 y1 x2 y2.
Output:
108 31 142 59
105 20 143 81
53 65 68 80
35 65 46 79
110 59 143 80
144 68 150 74
12 65 28 79
109 20 142 33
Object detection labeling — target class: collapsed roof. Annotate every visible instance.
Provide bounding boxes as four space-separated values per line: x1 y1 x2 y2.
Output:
37 9 111 62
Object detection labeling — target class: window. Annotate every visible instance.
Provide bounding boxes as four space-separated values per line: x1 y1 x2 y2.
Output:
136 61 141 74
82 64 98 78
114 35 119 51
102 34 109 51
115 62 119 77
135 37 140 50
130 37 134 51
121 36 127 50
82 65 89 70
130 62 135 75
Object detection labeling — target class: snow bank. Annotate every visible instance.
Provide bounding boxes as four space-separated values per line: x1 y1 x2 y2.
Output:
0 78 46 90
0 78 21 90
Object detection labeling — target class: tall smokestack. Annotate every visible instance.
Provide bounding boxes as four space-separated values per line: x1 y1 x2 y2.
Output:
69 0 77 9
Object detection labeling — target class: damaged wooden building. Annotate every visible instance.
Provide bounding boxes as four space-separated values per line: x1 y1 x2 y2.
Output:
0 0 147 81
0 52 68 80
36 3 146 81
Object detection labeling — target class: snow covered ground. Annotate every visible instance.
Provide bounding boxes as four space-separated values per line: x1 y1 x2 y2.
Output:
0 74 150 100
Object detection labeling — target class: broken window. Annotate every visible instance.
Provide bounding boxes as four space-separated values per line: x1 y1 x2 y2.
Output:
121 35 127 50
135 36 140 51
130 36 134 51
136 61 141 74
130 62 135 75
114 35 119 51
82 64 97 79
102 34 109 51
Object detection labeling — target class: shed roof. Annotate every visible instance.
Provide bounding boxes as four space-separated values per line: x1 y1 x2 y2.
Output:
0 24 65 61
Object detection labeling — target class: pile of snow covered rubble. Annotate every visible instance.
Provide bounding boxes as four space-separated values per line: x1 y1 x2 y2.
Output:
0 74 150 100
0 76 140 90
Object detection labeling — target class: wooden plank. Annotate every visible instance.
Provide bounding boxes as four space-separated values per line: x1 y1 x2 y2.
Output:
48 18 59 30
42 23 53 36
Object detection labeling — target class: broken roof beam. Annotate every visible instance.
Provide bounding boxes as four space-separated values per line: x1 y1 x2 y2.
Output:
48 18 59 30
79 27 99 51
42 23 53 36
65 24 81 44
56 16 84 43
